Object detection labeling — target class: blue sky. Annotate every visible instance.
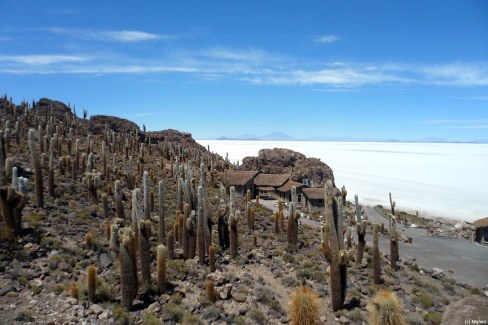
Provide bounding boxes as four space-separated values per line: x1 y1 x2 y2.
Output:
1 0 487 141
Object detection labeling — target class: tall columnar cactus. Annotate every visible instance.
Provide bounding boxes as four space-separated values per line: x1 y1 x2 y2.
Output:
389 214 399 270
157 244 167 293
389 192 396 215
229 186 236 217
197 186 206 265
373 224 381 284
182 204 190 259
115 180 125 220
139 220 152 285
274 211 279 235
102 193 109 219
292 211 301 246
321 224 332 262
0 185 26 237
287 202 295 245
158 181 165 243
167 229 175 260
109 223 120 253
229 212 240 258
87 265 96 302
324 181 347 311
209 245 216 272
29 129 44 208
187 211 197 259
119 230 136 310
48 138 55 197
132 188 143 246
368 290 407 325
83 171 101 204
217 200 229 250
355 195 367 266
176 177 183 212
143 171 150 219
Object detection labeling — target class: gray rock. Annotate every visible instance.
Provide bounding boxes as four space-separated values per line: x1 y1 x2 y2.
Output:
339 315 349 323
100 253 112 268
218 283 232 300
442 296 488 325
0 285 15 296
89 304 104 316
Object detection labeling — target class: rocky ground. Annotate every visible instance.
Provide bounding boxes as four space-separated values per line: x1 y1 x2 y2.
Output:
0 97 486 325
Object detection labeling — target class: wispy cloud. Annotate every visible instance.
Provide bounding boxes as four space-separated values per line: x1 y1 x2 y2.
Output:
0 54 91 65
314 35 339 43
1 48 488 89
130 112 158 118
44 27 169 42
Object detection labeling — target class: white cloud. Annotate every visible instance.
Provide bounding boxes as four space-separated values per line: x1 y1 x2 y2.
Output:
0 54 90 65
45 27 168 42
314 35 339 43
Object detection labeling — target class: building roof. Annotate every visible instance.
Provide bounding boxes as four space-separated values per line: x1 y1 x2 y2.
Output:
219 171 259 186
254 173 290 187
473 217 488 228
257 186 275 191
302 188 324 200
277 180 307 193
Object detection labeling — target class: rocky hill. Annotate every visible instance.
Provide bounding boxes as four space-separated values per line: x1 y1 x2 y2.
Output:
239 148 335 186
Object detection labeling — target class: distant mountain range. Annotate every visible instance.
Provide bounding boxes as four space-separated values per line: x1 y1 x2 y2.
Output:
214 132 488 144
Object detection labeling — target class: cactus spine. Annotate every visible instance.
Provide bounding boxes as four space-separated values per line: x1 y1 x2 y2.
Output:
324 181 347 311
368 290 407 325
373 224 381 284
206 278 216 302
157 244 167 293
167 229 175 260
289 286 319 325
29 129 44 208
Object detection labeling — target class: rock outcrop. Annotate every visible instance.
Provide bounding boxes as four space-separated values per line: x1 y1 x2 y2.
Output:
90 115 139 134
239 148 334 186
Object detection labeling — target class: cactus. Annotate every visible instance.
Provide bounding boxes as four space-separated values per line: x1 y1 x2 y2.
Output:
205 278 216 303
389 215 399 270
346 226 352 249
114 180 125 220
229 186 236 216
289 286 319 325
69 283 79 299
197 186 206 265
0 185 26 237
320 224 331 262
87 265 96 302
229 212 240 258
104 222 111 241
131 188 143 247
355 195 366 266
250 207 255 231
246 189 251 204
368 290 407 325
209 245 216 272
102 193 109 219
119 230 136 310
340 185 347 205
253 232 258 247
139 220 152 285
83 171 101 204
182 203 190 260
324 181 347 311
110 223 120 253
85 232 93 249
157 244 168 293
187 210 197 258
373 224 381 284
389 192 396 215
177 209 184 247
143 171 150 219
158 181 165 243
256 195 260 207
217 199 229 250
274 211 279 234
167 229 175 260
29 129 44 208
